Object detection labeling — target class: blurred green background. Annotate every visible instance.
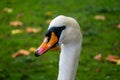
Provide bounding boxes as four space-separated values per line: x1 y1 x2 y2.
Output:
0 0 120 80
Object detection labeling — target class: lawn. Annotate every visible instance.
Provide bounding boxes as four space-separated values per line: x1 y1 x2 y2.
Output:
0 0 120 80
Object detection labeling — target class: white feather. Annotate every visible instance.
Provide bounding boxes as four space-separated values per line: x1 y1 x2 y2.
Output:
49 15 82 80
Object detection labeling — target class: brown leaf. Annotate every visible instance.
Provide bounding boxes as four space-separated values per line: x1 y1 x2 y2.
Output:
17 13 24 18
0 68 3 72
12 49 30 58
115 24 120 29
45 11 52 16
116 60 120 65
94 15 105 20
29 47 36 52
26 27 41 33
11 29 23 34
106 54 120 63
3 8 13 13
95 68 100 73
46 19 51 24
10 21 23 27
94 54 102 61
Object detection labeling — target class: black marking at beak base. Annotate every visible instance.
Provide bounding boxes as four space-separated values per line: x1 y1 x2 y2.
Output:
34 50 40 57
45 26 66 40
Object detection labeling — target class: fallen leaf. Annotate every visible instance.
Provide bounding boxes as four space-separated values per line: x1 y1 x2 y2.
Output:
46 19 51 24
10 21 23 27
12 49 30 58
17 13 24 18
11 29 23 34
45 11 52 16
116 60 120 65
94 54 102 61
29 47 36 52
26 27 41 33
95 68 100 73
94 15 105 20
115 24 120 29
3 8 13 13
106 54 120 63
0 69 3 72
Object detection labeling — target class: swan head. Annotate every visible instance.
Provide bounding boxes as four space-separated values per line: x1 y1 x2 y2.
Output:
35 15 81 57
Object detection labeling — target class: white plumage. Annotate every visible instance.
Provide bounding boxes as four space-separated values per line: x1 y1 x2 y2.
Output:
49 15 82 80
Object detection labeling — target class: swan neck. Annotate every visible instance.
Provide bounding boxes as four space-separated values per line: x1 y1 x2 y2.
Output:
58 43 81 80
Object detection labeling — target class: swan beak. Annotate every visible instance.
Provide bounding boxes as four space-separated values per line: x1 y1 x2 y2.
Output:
35 32 58 56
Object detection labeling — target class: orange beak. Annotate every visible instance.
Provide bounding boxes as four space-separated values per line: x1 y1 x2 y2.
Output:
35 32 58 56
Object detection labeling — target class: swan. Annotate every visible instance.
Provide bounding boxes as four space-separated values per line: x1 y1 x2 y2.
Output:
35 15 82 80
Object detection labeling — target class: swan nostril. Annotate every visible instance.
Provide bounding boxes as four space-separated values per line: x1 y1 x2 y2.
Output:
34 50 39 57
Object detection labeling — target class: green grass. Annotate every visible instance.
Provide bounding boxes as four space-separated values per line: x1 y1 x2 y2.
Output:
0 0 120 80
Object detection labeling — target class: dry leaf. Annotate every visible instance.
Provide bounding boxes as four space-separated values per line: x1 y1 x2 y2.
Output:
29 47 36 52
94 15 105 20
106 54 120 63
46 19 51 24
116 60 120 65
115 24 120 29
0 68 3 72
45 11 52 16
17 13 24 18
3 8 13 13
26 27 41 33
12 49 30 58
94 54 102 61
11 29 23 34
10 21 23 27
95 68 100 73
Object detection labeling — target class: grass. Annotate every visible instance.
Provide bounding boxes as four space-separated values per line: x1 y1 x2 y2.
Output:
0 0 120 80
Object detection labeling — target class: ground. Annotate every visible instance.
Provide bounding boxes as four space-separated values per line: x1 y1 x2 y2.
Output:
0 0 120 80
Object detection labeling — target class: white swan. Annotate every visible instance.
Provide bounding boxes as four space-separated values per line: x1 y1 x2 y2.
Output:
35 15 82 80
